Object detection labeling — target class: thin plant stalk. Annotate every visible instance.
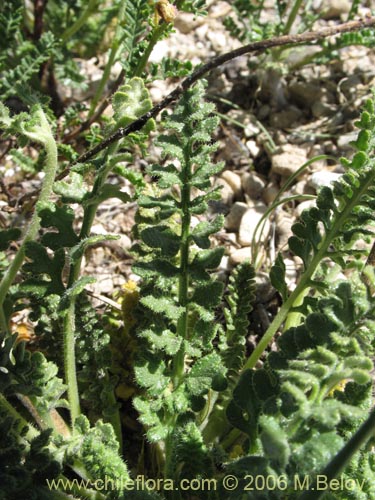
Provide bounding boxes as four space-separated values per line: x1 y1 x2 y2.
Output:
283 0 304 35
243 165 375 371
88 1 127 118
250 154 333 265
299 406 375 500
0 110 58 334
61 0 99 44
64 145 122 443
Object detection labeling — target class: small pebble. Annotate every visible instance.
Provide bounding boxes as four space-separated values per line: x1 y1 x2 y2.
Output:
229 247 251 265
271 145 308 177
242 172 266 199
224 202 248 232
221 170 242 198
309 171 342 190
337 132 358 149
238 204 270 247
275 210 294 250
321 0 351 19
263 181 280 205
270 107 303 129
215 178 235 205
246 140 261 158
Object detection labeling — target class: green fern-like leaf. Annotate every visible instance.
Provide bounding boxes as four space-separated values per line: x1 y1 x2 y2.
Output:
221 261 256 377
227 274 375 495
112 77 155 130
130 82 228 483
118 0 150 76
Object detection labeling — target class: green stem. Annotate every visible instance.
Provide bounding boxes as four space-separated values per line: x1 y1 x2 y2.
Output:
61 0 98 43
0 113 58 334
283 0 303 35
133 23 169 77
88 1 127 118
140 0 192 78
172 150 191 387
63 301 81 424
165 145 192 481
243 168 375 372
0 393 39 440
63 164 108 425
62 175 106 426
64 149 122 444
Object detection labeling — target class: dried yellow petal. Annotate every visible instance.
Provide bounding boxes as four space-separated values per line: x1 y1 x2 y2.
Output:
156 0 177 23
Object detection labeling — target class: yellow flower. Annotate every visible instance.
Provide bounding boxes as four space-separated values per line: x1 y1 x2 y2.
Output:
229 444 244 459
328 379 349 397
121 280 140 330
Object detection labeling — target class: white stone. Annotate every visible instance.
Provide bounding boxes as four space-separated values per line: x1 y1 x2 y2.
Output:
275 210 294 249
91 224 108 235
271 145 308 177
244 122 260 138
229 247 251 265
309 171 342 190
337 132 358 149
262 182 280 205
195 23 209 40
149 40 170 63
246 140 260 158
284 258 297 289
174 12 204 34
207 30 227 51
225 233 238 244
218 255 230 271
290 180 309 196
238 204 270 246
242 172 266 199
221 171 242 197
224 202 248 232
321 0 351 19
119 234 132 249
215 178 235 205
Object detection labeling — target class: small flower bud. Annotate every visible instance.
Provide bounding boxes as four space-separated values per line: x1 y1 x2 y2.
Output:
156 0 177 24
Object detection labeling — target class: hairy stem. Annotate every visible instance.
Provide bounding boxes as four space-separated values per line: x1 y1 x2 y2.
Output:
64 147 122 441
134 23 169 77
63 301 81 424
0 111 58 333
0 393 39 439
172 149 192 386
243 167 375 371
63 164 110 425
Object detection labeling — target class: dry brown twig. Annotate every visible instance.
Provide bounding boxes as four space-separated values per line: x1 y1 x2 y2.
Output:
71 17 375 166
19 17 375 194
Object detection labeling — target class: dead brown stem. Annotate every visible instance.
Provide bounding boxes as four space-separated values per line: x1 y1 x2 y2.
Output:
69 17 375 169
